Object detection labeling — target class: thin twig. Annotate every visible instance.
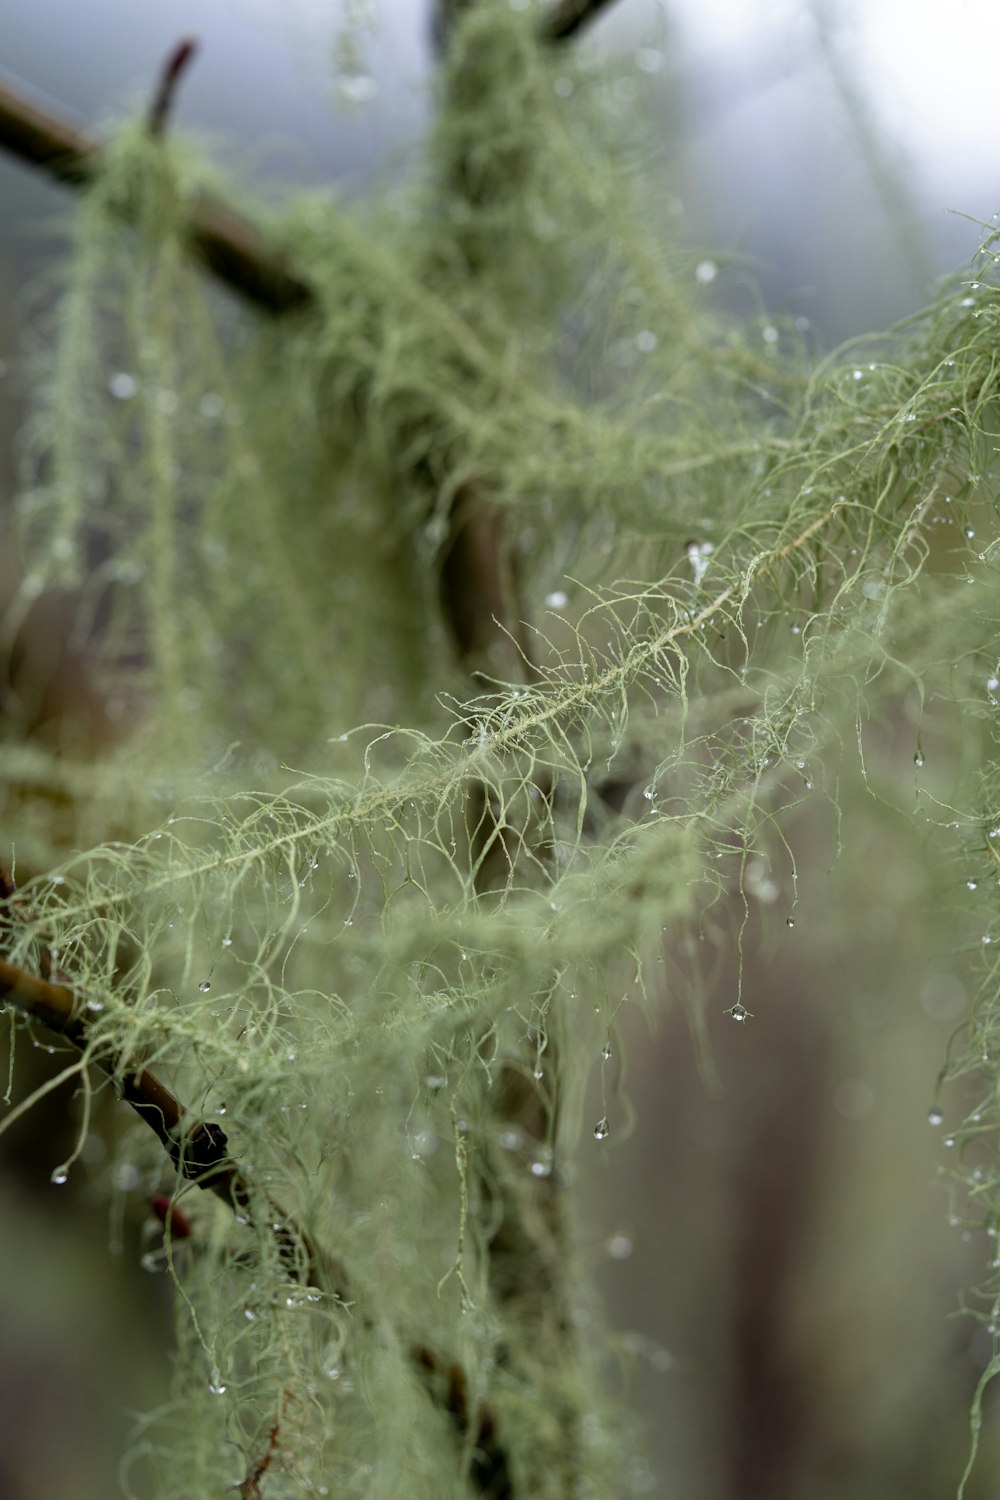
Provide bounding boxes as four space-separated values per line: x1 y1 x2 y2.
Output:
0 76 311 314
147 37 199 139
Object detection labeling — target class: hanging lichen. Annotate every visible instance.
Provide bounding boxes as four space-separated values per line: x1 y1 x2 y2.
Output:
3 4 1000 1497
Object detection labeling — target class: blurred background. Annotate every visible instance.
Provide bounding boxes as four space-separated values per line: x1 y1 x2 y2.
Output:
1 1 998 1496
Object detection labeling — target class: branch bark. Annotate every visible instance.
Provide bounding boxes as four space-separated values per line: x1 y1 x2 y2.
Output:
0 952 314 1280
0 76 311 315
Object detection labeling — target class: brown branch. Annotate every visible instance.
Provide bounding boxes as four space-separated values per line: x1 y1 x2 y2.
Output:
147 37 199 139
0 951 316 1281
543 0 622 42
0 76 311 314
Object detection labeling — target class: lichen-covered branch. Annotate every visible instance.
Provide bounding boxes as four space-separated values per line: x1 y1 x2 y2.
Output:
0 950 314 1280
0 76 310 314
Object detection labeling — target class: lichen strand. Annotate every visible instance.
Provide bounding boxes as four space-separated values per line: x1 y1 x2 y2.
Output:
4 4 1000 1497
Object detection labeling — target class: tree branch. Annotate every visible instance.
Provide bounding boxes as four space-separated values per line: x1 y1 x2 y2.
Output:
147 37 199 139
0 75 311 314
0 951 315 1280
544 0 622 43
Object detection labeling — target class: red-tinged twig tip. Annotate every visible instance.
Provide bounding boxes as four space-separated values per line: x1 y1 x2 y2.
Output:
150 1193 194 1239
148 37 199 138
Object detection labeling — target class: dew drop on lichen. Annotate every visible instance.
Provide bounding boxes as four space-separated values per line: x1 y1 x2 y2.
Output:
728 1003 750 1022
593 1117 610 1141
928 1107 944 1127
198 979 211 993
50 1165 68 1186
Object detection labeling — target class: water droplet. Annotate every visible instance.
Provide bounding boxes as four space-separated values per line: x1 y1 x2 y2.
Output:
140 1251 160 1273
108 372 137 400
685 539 714 586
695 259 718 284
928 1107 944 1126
208 1375 226 1395
530 1156 552 1178
50 1165 68 1186
601 1043 613 1061
728 1003 751 1022
968 879 979 891
635 329 658 354
222 935 233 947
198 391 225 421
198 980 211 993
593 1117 610 1141
944 1135 956 1148
338 72 377 105
988 677 999 699
607 1233 633 1260
785 916 796 928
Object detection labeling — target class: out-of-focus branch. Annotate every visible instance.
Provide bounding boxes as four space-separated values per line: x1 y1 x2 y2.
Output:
0 75 311 314
147 37 199 139
544 0 622 42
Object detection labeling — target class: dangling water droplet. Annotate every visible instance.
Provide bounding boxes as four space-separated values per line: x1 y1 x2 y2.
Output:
222 935 233 947
685 539 714 586
785 916 796 928
208 1374 226 1396
198 980 211 993
601 1043 613 1061
968 879 979 891
593 1117 610 1141
729 1003 750 1022
140 1251 160 1273
944 1135 956 1148
913 750 924 768
928 1107 944 1126
338 71 378 105
50 1165 68 1186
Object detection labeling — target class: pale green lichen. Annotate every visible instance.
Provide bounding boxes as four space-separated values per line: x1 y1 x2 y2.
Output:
4 4 1000 1496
